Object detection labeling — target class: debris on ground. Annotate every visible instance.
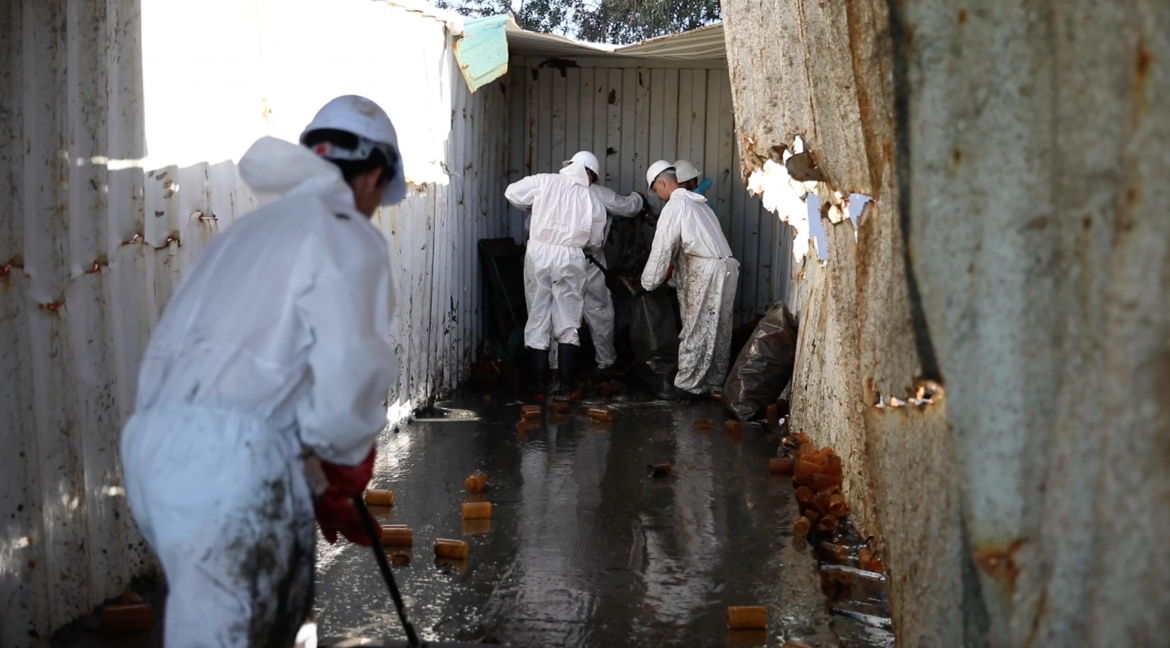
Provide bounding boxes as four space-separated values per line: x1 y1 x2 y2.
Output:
380 525 413 546
588 407 614 421
434 539 471 559
102 601 153 635
465 471 488 493
462 502 492 519
693 417 714 431
722 302 798 422
364 489 395 506
726 606 768 629
646 463 672 477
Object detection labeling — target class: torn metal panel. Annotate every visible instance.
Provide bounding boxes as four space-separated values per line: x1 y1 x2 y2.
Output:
454 15 510 92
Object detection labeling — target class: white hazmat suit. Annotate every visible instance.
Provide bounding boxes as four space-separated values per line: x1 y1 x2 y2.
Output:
584 184 643 367
120 135 398 646
641 188 739 394
506 160 605 350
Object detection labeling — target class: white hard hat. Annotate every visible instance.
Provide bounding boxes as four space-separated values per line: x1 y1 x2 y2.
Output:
301 95 407 206
645 160 675 187
674 159 701 183
563 151 600 174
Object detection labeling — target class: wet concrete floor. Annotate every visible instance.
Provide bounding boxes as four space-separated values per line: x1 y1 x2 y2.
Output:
50 389 894 648
314 391 892 648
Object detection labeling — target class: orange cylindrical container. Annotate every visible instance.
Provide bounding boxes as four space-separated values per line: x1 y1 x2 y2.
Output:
462 519 493 536
809 448 834 466
516 420 530 432
365 489 396 506
521 405 542 420
812 493 833 516
380 524 414 546
766 403 779 423
103 603 153 634
726 629 768 647
724 420 743 433
794 459 822 481
795 486 815 504
828 493 848 518
465 471 488 493
588 407 614 421
811 473 843 491
769 457 796 475
803 508 820 524
693 418 714 431
434 538 471 559
797 443 817 459
822 542 849 562
647 463 672 477
817 515 839 532
462 501 493 519
726 606 768 629
792 516 812 536
570 390 583 404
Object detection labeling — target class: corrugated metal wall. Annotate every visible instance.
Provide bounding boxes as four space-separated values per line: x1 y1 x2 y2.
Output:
508 59 793 322
0 1 151 644
0 0 511 643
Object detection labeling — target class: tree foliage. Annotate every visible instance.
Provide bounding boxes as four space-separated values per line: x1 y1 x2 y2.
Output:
434 0 721 45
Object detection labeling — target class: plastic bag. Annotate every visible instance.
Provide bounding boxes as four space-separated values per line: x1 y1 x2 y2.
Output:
723 302 798 421
629 287 682 399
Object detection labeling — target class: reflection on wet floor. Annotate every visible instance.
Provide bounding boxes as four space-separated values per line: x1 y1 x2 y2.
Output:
48 389 894 648
315 391 894 648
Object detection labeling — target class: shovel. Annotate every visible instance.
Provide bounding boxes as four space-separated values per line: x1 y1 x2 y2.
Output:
352 497 489 648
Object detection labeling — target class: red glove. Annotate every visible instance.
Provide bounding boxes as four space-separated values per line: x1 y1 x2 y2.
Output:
320 447 376 498
313 488 372 546
665 265 675 281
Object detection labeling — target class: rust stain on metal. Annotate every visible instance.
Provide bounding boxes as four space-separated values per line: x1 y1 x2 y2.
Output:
607 89 618 105
958 8 967 25
973 539 1024 589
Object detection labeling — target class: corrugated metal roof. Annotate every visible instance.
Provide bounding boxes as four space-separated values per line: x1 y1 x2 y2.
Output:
505 19 725 61
381 0 465 32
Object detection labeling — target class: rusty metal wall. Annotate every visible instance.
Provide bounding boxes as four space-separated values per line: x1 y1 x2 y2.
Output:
722 0 1170 645
510 59 793 322
0 1 151 645
0 1 512 643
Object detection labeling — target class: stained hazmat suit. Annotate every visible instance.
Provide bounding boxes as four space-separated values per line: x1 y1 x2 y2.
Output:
642 161 739 395
525 183 642 370
120 96 405 647
506 151 606 391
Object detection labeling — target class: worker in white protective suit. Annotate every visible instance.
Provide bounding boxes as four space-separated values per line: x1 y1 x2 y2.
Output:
641 160 740 398
525 182 643 373
505 151 606 394
674 159 712 195
120 95 405 648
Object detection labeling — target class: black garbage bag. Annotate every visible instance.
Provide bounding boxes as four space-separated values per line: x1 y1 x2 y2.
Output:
723 302 798 421
627 281 682 399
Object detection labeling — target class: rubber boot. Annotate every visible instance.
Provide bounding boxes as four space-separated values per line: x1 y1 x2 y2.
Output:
532 348 550 398
557 342 579 395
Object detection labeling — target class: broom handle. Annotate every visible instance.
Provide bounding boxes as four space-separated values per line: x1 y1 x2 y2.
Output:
353 496 421 648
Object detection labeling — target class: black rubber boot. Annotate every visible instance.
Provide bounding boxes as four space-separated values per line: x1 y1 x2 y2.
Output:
557 342 579 394
532 348 550 397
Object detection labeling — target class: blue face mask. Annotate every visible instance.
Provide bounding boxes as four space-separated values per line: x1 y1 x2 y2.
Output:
695 177 712 195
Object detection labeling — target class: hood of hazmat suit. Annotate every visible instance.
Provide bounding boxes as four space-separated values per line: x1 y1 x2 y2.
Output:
120 135 399 646
641 188 738 394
